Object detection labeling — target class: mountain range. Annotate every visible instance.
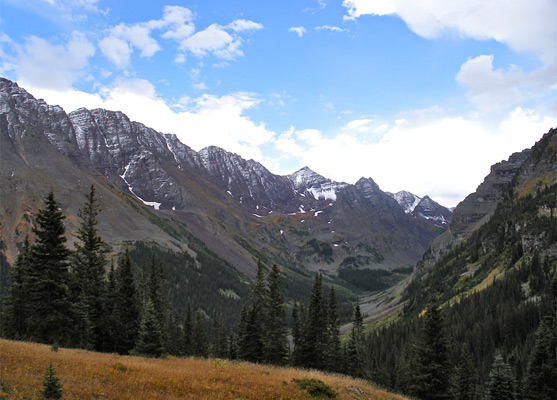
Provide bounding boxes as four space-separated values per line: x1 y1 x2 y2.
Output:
0 77 450 288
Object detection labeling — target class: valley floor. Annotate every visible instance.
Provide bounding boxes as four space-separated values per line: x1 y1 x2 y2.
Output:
0 339 409 400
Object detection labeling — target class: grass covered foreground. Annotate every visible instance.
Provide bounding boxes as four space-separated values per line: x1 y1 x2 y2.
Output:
0 339 408 400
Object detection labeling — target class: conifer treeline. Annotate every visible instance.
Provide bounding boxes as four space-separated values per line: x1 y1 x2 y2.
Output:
1 187 555 400
0 188 353 366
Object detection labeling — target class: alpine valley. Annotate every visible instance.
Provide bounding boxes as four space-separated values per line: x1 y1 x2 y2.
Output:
0 77 449 308
1 77 556 399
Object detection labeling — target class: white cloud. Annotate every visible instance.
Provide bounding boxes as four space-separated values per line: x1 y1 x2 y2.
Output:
456 55 557 111
289 27 307 38
99 22 161 68
272 108 556 207
315 25 346 33
342 0 557 63
99 7 262 66
24 79 275 163
179 24 242 60
227 19 264 32
98 36 131 69
16 32 95 90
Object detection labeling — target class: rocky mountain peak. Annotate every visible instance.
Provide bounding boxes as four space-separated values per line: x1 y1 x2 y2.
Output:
388 190 422 214
288 167 347 201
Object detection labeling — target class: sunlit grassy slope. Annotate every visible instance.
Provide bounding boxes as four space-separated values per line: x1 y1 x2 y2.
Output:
0 339 409 400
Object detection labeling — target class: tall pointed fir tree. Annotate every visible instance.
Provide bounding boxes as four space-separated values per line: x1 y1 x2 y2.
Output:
263 264 288 364
112 250 139 354
133 298 165 357
238 260 266 362
523 275 557 400
410 304 451 400
28 190 74 345
326 286 342 372
484 353 515 400
192 309 208 357
301 272 328 369
181 302 193 356
346 303 364 377
5 235 32 339
290 301 305 367
72 185 108 351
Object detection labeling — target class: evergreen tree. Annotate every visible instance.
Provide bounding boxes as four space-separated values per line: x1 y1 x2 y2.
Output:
484 353 515 400
5 235 32 339
325 286 342 372
182 302 193 356
28 191 73 345
72 185 108 351
346 304 364 377
238 260 266 363
103 261 117 352
263 264 288 364
133 298 165 357
301 272 328 369
41 362 63 399
523 314 557 399
112 250 139 354
291 301 305 367
192 309 208 357
452 346 476 400
410 304 451 400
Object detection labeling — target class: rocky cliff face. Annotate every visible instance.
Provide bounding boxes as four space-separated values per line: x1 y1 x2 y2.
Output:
416 129 556 277
387 191 452 228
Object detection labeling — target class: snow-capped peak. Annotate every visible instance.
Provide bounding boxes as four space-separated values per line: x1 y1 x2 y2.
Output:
288 167 347 202
388 190 422 214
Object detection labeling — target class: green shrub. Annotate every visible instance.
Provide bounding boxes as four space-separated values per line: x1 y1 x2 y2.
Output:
293 378 337 398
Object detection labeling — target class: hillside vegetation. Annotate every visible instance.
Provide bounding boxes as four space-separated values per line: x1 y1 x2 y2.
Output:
0 339 408 400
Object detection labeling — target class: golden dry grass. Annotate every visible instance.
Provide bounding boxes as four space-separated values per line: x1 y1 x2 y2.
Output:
0 339 409 400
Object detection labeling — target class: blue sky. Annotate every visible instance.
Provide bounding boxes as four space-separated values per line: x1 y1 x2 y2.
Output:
0 0 556 206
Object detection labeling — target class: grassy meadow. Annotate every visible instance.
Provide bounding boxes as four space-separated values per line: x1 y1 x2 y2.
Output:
0 339 409 400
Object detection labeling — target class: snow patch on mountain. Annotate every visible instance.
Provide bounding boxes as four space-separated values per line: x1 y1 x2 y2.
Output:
288 167 347 202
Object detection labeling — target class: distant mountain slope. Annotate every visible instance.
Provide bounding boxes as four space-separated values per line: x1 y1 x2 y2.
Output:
1 77 445 289
387 191 452 228
411 127 556 288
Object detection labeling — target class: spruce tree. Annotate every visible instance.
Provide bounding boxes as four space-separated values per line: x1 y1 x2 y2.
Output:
263 264 288 364
6 235 32 339
238 260 266 362
182 302 193 356
291 301 305 367
523 315 557 399
484 353 515 400
410 304 451 400
326 286 342 372
133 298 165 357
72 185 108 351
28 191 73 345
346 304 364 377
302 272 328 369
452 346 476 400
192 309 208 357
41 362 63 399
112 250 139 354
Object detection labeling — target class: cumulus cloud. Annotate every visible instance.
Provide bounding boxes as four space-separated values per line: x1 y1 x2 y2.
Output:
16 32 95 90
179 24 242 60
227 19 264 32
99 8 262 67
456 55 557 111
342 0 557 63
288 27 307 37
